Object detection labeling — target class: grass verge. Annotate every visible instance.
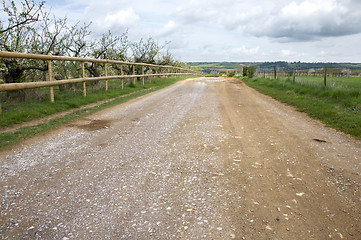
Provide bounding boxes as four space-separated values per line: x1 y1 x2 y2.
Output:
239 77 361 139
0 76 193 149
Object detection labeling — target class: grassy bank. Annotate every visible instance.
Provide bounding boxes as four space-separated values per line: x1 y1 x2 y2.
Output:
240 76 361 139
0 76 192 149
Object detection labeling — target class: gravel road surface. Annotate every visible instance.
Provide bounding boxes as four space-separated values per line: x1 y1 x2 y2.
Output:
1 77 360 239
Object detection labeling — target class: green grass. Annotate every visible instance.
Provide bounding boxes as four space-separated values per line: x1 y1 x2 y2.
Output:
0 76 193 149
0 77 189 128
240 76 361 139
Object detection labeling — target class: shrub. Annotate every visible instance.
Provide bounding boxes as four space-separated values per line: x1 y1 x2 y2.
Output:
227 70 236 77
248 66 255 78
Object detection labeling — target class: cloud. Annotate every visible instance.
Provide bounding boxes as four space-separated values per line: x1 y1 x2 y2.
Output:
104 8 140 28
236 46 260 55
158 20 178 37
281 49 303 57
172 0 361 42
81 0 140 35
250 0 361 41
40 0 361 62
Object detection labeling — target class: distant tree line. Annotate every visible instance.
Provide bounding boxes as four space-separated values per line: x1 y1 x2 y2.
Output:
190 61 361 74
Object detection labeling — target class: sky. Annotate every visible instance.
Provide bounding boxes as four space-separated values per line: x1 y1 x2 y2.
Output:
28 0 361 62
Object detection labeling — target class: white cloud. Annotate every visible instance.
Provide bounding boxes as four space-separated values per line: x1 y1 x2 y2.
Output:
251 0 361 41
281 49 301 57
158 20 178 37
236 46 260 55
103 8 140 28
38 0 361 62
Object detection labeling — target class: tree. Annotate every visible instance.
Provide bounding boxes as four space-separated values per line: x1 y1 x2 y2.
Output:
131 37 168 78
85 30 129 78
0 0 44 34
0 0 46 99
0 0 90 98
308 68 316 76
243 67 248 77
242 66 255 78
157 49 175 66
0 0 182 98
248 66 255 78
131 37 165 64
227 70 236 77
63 22 92 58
55 22 92 81
341 68 352 76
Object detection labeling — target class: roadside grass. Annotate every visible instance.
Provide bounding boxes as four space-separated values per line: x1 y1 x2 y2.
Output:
0 76 192 149
0 77 188 128
239 76 361 139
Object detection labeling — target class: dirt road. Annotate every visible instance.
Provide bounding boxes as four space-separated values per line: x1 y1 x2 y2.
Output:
0 77 360 239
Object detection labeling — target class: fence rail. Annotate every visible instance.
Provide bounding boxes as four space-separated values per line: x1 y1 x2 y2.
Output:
0 51 201 103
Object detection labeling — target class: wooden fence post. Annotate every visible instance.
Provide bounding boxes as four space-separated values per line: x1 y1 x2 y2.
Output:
324 64 327 86
82 62 86 97
47 60 54 103
142 66 145 85
293 66 296 83
105 63 108 91
149 66 152 84
120 64 124 89
274 66 277 80
132 64 135 85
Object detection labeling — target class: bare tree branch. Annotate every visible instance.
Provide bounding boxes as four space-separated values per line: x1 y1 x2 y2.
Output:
0 0 44 34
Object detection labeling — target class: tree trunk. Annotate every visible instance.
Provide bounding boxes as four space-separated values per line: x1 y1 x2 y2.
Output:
4 68 26 100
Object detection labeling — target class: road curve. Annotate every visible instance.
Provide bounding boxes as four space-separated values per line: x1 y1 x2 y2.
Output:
0 77 360 239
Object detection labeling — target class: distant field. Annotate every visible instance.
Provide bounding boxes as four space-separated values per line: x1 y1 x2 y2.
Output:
273 75 361 89
240 75 361 139
189 62 241 72
190 61 361 73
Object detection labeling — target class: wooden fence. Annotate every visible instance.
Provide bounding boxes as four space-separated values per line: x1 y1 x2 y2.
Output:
0 51 201 105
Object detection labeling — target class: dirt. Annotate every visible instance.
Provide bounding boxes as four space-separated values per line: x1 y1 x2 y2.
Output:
0 77 360 239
